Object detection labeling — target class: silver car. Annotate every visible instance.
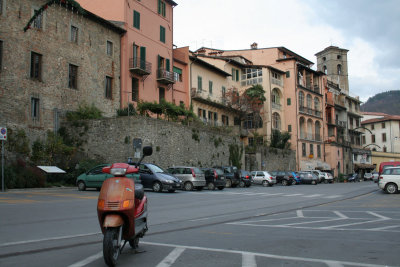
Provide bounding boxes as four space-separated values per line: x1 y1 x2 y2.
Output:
251 171 276 187
167 166 206 191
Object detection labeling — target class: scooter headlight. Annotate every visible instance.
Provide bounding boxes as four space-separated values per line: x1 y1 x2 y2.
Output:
110 168 127 176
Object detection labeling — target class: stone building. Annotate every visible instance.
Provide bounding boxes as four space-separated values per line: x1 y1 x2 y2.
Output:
0 0 124 141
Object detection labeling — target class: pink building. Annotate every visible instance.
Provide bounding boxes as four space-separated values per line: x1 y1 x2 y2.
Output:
76 0 189 109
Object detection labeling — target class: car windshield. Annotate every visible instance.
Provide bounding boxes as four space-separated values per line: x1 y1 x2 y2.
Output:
193 167 203 174
146 164 165 173
215 169 224 175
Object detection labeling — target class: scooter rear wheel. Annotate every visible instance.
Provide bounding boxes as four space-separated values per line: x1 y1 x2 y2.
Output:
103 228 120 267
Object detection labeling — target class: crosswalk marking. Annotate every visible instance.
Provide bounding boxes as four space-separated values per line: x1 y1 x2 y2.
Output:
156 247 186 267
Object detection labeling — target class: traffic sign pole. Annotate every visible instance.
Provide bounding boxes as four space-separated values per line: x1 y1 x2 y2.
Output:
2 140 4 192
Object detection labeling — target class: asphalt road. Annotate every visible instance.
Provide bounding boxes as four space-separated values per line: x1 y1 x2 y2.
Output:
0 181 399 267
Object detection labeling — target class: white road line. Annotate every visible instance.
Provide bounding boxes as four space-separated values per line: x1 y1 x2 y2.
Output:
283 217 345 226
369 225 400 231
297 210 304 217
367 211 391 220
0 232 101 247
324 260 345 267
68 252 102 267
142 241 392 267
242 252 257 267
156 247 186 267
320 219 386 229
324 195 342 199
303 194 322 198
227 216 299 225
334 211 349 219
284 193 303 197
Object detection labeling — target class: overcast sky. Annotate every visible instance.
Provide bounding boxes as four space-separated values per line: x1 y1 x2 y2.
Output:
173 0 400 102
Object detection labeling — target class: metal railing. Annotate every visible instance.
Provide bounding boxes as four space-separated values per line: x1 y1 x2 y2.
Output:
271 77 283 87
272 102 281 110
157 68 175 83
299 106 322 118
129 57 152 74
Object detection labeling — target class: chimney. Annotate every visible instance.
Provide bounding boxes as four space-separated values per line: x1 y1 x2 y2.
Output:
251 42 258 49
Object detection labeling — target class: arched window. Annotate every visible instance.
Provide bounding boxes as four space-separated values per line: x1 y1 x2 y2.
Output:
323 65 327 74
272 88 280 105
299 91 304 107
307 119 313 140
314 97 320 111
299 117 305 139
337 64 342 75
307 94 312 109
315 121 321 141
272 112 281 130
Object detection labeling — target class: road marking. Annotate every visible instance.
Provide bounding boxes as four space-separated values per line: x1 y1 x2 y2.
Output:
283 217 345 226
68 251 102 267
324 195 342 199
369 225 400 231
303 194 322 198
156 247 185 267
296 210 304 217
320 219 386 229
0 232 101 247
242 252 257 267
142 241 392 267
284 193 303 197
367 211 390 220
228 216 299 225
334 211 349 219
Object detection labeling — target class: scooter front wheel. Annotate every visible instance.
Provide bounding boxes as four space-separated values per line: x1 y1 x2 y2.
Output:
103 228 120 267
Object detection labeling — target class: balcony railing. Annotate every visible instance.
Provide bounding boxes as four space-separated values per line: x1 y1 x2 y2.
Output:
299 106 322 118
335 119 346 128
129 57 152 75
272 102 281 110
157 68 175 84
299 133 322 142
271 77 283 87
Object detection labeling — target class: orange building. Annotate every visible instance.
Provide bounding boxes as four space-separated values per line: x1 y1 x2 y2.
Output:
76 0 189 109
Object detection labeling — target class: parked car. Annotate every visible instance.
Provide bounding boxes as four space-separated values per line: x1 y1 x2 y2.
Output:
321 172 333 183
372 172 379 183
201 168 226 190
297 171 318 185
347 173 359 182
167 166 206 191
136 163 182 193
251 171 276 187
238 170 252 187
269 171 294 186
213 166 240 188
364 172 373 181
76 164 139 191
378 167 400 194
379 161 400 175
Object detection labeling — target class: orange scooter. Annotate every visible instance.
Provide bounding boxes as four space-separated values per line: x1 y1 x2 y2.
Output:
97 146 152 266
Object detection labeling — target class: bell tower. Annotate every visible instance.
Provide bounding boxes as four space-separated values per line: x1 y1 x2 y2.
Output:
315 46 349 95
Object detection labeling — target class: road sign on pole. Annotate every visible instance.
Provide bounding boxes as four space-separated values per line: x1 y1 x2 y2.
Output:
0 127 6 141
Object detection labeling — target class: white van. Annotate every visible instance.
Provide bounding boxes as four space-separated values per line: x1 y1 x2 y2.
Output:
378 167 400 194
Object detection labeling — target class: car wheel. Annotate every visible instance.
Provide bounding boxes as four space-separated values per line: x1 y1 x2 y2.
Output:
217 186 224 190
225 179 232 188
312 180 317 185
208 182 216 190
77 181 86 191
385 183 398 194
239 180 245 188
184 182 194 191
168 189 175 193
152 182 163 193
281 179 288 186
292 180 296 185
262 180 269 187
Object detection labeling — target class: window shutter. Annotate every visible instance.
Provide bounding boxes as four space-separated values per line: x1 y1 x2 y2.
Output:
287 98 291 105
140 46 146 69
236 70 239 81
157 55 161 69
158 0 161 14
166 59 170 71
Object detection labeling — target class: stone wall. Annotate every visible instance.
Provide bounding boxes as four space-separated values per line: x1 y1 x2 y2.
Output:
66 116 242 169
245 147 296 171
0 0 122 143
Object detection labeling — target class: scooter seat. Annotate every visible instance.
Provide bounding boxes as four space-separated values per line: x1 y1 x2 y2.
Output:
134 184 145 200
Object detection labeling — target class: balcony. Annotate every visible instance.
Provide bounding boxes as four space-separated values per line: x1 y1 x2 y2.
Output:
272 102 281 110
271 77 283 87
299 133 322 142
335 119 346 128
157 68 175 85
129 57 151 75
299 106 322 118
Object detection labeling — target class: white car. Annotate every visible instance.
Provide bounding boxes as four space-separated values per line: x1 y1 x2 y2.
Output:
251 171 276 187
364 172 373 181
378 167 400 194
372 172 379 183
321 172 333 183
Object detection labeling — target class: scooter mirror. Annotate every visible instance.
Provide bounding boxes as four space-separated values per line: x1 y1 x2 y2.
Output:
143 146 153 156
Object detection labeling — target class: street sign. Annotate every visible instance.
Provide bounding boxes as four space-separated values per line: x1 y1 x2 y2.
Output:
0 127 6 141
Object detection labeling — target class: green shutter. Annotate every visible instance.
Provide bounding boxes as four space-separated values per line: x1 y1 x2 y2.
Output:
288 125 292 132
236 70 239 81
160 26 165 43
232 69 235 80
158 0 161 14
287 98 291 106
173 67 182 74
166 59 170 71
286 71 290 78
198 76 202 90
209 81 213 94
140 47 146 69
133 11 140 29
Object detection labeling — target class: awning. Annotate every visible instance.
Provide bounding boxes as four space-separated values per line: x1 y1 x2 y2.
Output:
37 166 66 174
354 163 376 171
300 160 331 171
